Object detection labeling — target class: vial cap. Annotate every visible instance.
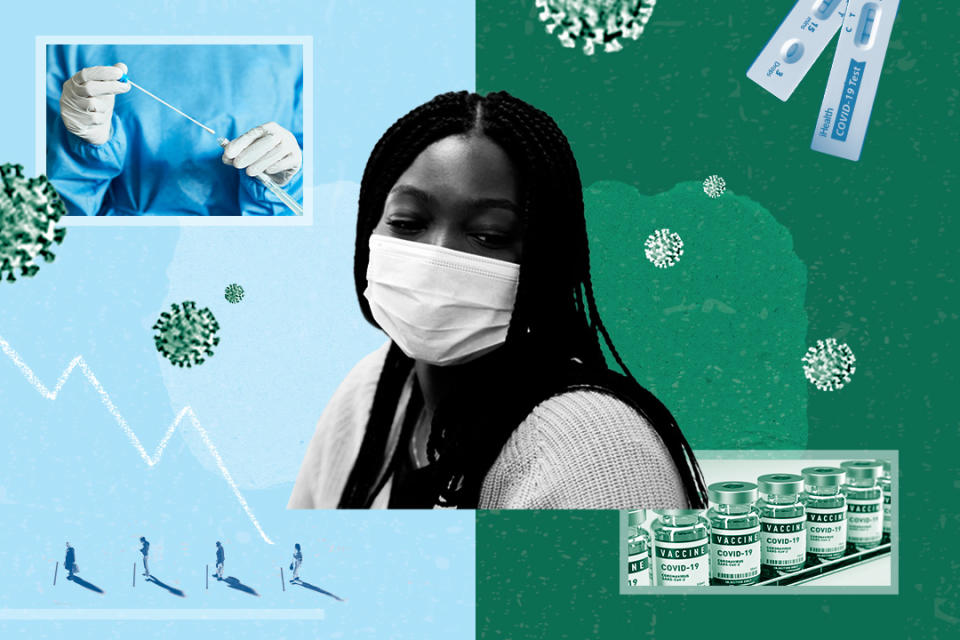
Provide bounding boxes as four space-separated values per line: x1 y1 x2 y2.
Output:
841 460 883 480
653 509 703 517
801 466 846 487
627 509 646 526
757 473 804 495
707 481 758 505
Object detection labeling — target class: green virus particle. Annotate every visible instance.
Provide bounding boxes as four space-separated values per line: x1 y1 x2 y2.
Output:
801 338 856 391
0 163 67 282
535 0 657 55
153 301 221 368
224 283 245 304
703 174 726 198
644 228 683 268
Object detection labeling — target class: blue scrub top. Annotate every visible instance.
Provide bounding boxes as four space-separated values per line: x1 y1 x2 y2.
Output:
46 44 304 216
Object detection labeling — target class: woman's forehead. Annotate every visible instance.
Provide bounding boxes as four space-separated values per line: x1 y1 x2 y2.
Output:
390 134 518 204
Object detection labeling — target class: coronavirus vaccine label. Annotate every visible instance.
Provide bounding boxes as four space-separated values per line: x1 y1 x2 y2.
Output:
710 526 761 585
628 550 650 586
654 540 709 586
760 516 807 569
847 497 883 544
806 506 847 555
883 490 891 534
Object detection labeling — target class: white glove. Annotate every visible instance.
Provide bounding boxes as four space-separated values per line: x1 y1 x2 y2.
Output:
221 122 302 186
59 63 129 145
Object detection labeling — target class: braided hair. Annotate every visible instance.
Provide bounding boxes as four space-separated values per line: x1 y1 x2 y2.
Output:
338 90 707 509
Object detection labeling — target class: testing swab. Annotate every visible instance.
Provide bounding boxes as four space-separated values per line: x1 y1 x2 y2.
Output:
217 137 304 216
122 74 303 215
125 77 216 135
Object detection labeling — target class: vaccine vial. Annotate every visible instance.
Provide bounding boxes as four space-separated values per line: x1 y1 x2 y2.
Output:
651 509 710 586
877 459 892 544
757 473 807 574
707 482 761 586
801 466 847 562
626 509 651 586
841 460 884 550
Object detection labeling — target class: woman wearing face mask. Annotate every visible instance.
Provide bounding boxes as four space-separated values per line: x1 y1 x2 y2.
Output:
289 91 707 510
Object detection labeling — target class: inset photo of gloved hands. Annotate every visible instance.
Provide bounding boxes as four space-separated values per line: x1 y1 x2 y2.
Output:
59 62 129 145
46 43 304 217
221 122 303 186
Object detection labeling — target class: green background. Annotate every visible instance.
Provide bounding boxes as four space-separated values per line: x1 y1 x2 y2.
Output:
476 0 957 637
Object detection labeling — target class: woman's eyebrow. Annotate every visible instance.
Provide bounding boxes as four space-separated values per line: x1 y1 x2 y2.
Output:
468 197 518 213
388 185 518 214
387 184 434 205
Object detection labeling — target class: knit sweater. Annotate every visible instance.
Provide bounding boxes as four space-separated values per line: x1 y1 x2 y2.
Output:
288 342 689 509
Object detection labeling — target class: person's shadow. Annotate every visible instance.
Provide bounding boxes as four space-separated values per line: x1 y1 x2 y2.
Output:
222 576 260 597
291 579 345 602
145 575 186 598
66 574 105 594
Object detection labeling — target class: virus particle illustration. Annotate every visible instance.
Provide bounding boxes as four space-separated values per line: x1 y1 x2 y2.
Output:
644 228 684 268
534 0 657 55
153 301 221 368
224 283 245 304
801 338 857 391
703 174 726 199
0 163 67 282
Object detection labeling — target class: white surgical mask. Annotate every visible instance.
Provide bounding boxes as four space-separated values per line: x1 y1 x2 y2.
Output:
363 234 520 366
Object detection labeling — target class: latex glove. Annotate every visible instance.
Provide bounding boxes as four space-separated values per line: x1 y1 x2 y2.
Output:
59 63 129 145
221 122 302 186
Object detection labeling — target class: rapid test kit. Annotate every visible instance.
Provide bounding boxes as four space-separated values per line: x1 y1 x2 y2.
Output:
746 0 901 161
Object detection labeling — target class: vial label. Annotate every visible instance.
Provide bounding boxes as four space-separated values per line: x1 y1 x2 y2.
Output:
806 506 846 555
627 550 650 586
654 539 709 586
847 497 883 544
883 491 891 534
710 526 760 585
760 516 807 569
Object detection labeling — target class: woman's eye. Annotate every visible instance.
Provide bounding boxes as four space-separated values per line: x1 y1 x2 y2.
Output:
471 232 512 248
385 217 425 235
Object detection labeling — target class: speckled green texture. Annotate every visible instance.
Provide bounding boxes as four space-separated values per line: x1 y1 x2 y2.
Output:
586 180 808 448
478 0 957 637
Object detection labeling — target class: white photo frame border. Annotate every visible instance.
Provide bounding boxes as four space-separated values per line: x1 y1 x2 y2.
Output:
35 35 314 227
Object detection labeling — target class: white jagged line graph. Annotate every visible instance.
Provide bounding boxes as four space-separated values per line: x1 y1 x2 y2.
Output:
0 334 274 544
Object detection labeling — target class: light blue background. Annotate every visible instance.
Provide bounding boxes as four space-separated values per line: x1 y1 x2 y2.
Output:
0 1 476 638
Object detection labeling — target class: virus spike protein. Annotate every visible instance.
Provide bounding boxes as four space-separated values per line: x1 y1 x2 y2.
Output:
0 163 67 282
153 301 221 368
535 0 657 56
644 228 684 269
224 283 245 304
801 338 857 392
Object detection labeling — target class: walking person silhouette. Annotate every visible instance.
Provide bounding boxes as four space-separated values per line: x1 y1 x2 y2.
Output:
64 542 76 579
289 543 302 583
139 537 150 579
215 542 225 580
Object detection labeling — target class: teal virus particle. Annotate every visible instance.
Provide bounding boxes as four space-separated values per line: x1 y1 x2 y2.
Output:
0 163 67 282
703 174 726 198
644 228 684 268
534 0 657 55
153 301 221 368
801 338 856 391
224 283 245 304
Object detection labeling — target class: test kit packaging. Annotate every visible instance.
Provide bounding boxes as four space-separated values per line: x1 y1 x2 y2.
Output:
811 0 901 160
746 0 849 101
